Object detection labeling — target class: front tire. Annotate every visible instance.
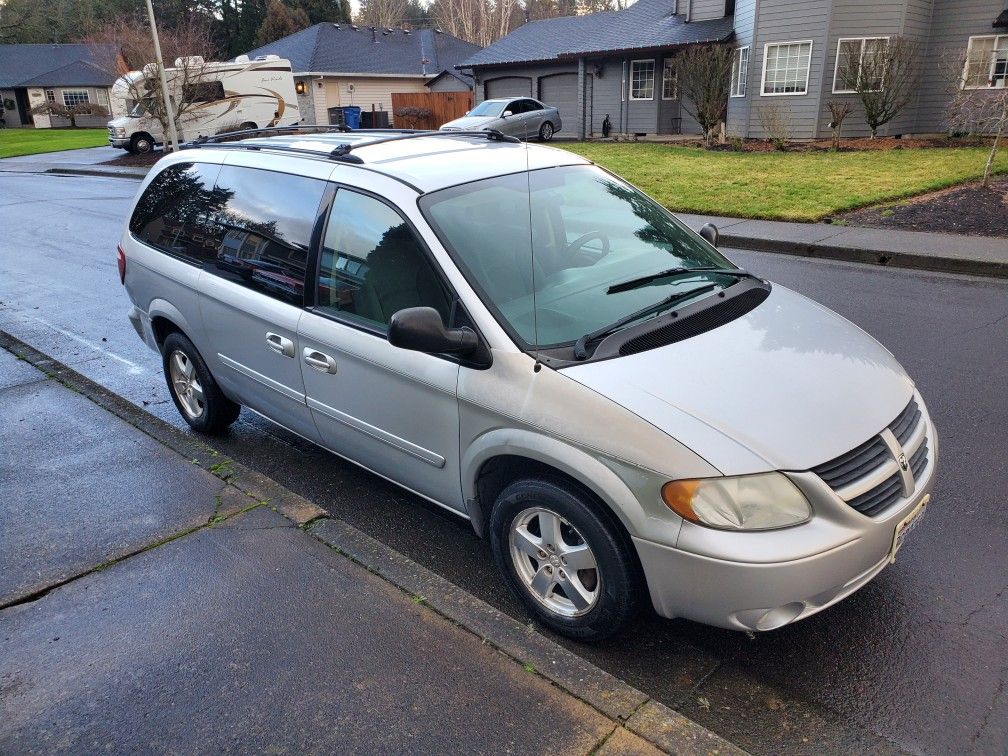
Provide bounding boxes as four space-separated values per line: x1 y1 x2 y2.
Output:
538 121 554 141
129 133 154 154
489 478 643 641
161 332 240 434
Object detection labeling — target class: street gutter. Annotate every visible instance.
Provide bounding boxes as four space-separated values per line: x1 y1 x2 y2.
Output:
0 328 746 756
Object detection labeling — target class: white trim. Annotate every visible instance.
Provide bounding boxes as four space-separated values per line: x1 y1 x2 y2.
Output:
730 45 749 98
961 34 1008 90
661 58 677 100
294 71 432 80
832 36 889 94
760 40 814 96
629 58 656 101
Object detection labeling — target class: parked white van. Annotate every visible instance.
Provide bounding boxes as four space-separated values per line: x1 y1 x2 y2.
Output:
119 128 936 641
107 55 299 154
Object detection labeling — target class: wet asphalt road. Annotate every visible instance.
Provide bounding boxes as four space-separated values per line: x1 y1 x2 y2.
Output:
0 172 1005 755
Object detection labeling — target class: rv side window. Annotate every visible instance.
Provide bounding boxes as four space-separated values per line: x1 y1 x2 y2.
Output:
183 81 225 103
129 162 225 265
203 165 327 306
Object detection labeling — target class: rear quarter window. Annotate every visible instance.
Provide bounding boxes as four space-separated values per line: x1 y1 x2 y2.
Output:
129 161 327 306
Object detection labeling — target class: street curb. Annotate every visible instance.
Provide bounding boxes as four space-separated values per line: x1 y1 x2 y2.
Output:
718 232 1008 280
43 167 148 180
0 329 747 756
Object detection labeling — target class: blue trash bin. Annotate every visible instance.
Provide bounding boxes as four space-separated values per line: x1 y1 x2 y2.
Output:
342 106 361 130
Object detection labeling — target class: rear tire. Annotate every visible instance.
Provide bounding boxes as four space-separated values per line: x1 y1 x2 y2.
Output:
538 121 554 141
161 332 240 434
129 133 154 154
489 477 643 642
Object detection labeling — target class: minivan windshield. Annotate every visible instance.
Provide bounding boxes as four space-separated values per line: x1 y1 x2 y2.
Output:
420 165 737 349
467 100 506 117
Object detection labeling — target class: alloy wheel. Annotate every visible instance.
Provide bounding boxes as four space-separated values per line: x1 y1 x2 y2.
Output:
168 349 205 419
509 506 600 617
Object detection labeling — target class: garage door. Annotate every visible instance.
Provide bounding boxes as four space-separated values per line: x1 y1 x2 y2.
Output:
484 77 532 99
538 73 578 136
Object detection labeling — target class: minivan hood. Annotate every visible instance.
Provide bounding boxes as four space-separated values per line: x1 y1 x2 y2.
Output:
562 285 913 474
442 115 497 130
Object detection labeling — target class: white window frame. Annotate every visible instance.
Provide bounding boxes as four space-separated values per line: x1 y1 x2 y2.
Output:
62 90 90 108
760 40 814 96
730 46 749 97
662 58 677 99
630 59 656 101
832 36 889 94
96 88 110 107
45 89 55 102
962 34 1008 90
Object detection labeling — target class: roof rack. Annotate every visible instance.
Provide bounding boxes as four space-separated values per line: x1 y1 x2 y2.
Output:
188 123 352 145
182 126 521 164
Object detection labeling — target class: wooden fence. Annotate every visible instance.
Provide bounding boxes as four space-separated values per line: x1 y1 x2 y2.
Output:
390 91 473 129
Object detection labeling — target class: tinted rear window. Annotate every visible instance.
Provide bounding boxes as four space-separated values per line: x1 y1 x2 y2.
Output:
129 162 225 264
130 162 327 306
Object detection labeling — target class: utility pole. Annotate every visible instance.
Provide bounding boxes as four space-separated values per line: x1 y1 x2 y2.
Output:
145 0 179 152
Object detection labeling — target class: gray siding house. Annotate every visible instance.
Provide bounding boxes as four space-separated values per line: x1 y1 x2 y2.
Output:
463 0 1008 139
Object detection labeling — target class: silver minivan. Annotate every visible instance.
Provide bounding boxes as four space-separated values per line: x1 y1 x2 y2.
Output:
120 129 936 641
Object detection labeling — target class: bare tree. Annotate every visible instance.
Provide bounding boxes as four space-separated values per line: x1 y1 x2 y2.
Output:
674 43 733 147
944 48 1008 187
358 0 408 28
825 99 852 149
757 101 792 149
31 101 110 128
431 0 518 47
837 35 918 138
84 16 218 151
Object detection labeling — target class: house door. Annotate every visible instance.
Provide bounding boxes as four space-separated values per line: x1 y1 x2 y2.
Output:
15 89 32 126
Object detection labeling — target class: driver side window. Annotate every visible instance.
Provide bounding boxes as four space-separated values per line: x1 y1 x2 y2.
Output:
317 189 451 331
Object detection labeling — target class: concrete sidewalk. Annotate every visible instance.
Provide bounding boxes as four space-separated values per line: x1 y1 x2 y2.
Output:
679 213 1008 279
0 343 739 755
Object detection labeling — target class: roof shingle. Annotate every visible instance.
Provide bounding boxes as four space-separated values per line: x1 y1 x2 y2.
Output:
0 44 118 88
462 0 734 67
242 24 481 77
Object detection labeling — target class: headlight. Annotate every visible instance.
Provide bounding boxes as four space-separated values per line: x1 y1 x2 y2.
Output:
115 127 126 137
662 472 811 531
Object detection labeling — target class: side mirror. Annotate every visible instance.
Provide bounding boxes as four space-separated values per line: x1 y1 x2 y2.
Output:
501 110 513 118
699 223 719 248
389 307 479 356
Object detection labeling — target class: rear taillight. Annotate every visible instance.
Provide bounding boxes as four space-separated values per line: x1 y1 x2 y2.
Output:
117 245 126 285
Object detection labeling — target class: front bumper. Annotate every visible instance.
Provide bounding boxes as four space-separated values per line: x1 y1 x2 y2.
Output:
635 423 937 631
109 137 129 148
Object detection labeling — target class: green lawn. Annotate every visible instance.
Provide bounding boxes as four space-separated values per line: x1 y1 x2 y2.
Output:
0 128 108 158
557 143 1008 222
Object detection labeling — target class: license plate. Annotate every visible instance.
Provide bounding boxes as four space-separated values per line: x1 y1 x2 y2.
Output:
891 494 929 562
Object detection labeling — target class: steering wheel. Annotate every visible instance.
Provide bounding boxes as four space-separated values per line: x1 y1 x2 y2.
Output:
563 231 610 264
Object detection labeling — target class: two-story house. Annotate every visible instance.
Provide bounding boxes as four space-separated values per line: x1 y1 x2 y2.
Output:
461 0 1008 139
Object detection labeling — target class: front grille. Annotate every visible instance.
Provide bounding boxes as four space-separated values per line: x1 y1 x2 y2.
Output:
812 397 929 518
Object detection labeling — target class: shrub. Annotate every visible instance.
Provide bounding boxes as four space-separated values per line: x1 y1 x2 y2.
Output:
393 106 433 129
757 102 792 150
31 101 109 128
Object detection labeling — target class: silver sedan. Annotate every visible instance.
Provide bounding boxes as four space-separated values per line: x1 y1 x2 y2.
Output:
440 97 562 141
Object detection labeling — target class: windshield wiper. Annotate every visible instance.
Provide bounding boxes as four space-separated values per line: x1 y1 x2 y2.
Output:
573 284 717 360
606 266 754 295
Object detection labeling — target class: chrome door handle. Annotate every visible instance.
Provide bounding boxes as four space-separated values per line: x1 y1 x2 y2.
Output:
265 332 295 358
303 348 337 374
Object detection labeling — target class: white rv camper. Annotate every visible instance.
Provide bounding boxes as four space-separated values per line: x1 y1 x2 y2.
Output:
107 55 299 154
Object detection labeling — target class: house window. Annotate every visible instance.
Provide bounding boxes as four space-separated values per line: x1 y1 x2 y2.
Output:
96 89 110 108
730 46 749 97
630 60 655 100
62 90 91 108
662 59 677 99
761 41 813 95
45 89 55 102
832 37 889 93
962 35 1008 89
